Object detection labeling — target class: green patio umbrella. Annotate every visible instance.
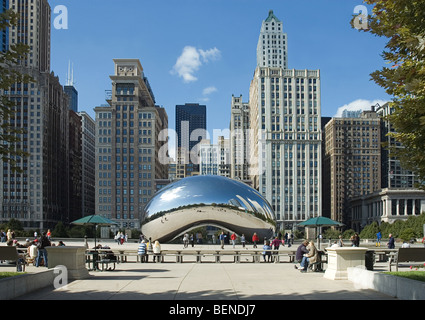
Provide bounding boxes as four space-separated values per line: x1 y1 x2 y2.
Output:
71 215 118 248
297 217 344 249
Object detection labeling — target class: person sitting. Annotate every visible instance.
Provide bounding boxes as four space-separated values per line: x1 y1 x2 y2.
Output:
138 240 148 263
153 240 161 263
262 240 272 262
294 240 309 270
302 241 319 272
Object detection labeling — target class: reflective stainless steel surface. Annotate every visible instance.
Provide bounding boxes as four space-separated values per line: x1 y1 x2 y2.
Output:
142 175 276 242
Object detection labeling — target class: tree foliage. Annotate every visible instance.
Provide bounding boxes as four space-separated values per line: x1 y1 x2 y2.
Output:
352 1 425 188
0 9 32 171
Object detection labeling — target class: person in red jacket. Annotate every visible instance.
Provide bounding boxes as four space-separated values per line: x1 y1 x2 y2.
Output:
230 233 237 248
252 233 259 248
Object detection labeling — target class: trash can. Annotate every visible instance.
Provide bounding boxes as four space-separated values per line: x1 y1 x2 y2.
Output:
365 250 374 271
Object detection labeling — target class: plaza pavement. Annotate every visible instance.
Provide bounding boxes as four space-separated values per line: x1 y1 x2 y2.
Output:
4 239 397 301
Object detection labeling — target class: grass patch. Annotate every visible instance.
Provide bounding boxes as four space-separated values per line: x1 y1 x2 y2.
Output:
0 272 25 279
384 271 425 282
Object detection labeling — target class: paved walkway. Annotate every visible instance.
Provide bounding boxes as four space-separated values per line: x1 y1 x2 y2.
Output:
5 240 396 301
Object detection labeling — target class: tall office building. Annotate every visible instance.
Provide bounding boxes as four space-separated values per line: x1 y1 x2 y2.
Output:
175 103 206 177
0 0 9 52
248 11 322 229
78 111 96 218
68 110 82 224
64 63 78 112
230 95 250 181
377 103 417 189
0 0 71 230
257 10 288 69
323 109 381 225
199 136 230 177
8 0 51 72
94 59 168 229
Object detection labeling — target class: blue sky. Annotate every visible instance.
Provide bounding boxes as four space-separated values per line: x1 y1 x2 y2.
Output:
49 0 390 138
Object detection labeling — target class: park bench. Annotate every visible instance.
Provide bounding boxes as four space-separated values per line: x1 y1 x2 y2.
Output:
97 258 116 271
0 246 26 272
388 247 425 272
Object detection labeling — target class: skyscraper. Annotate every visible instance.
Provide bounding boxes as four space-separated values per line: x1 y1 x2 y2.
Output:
78 111 96 218
248 10 322 229
8 0 51 72
256 10 288 69
175 103 206 177
94 59 168 229
0 0 9 52
0 0 70 230
64 62 78 112
323 109 381 225
230 95 250 181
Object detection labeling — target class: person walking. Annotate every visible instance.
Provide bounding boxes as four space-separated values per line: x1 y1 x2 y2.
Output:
183 233 189 248
230 233 237 248
36 232 51 268
219 232 226 249
241 234 246 248
376 231 382 247
252 233 259 248
337 235 344 247
387 233 395 249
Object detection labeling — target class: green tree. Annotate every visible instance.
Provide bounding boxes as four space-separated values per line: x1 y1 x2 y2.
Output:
0 9 32 171
52 221 69 238
359 221 380 239
352 1 425 188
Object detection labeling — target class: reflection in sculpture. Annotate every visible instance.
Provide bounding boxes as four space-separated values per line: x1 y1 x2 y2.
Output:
141 175 276 243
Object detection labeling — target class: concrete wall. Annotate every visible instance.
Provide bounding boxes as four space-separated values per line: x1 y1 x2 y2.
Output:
0 269 55 300
348 266 425 300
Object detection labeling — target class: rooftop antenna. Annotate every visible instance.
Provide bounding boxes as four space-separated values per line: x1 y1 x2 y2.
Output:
66 60 76 86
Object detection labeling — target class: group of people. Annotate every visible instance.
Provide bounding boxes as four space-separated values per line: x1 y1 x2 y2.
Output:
114 232 128 245
294 240 320 273
137 238 161 263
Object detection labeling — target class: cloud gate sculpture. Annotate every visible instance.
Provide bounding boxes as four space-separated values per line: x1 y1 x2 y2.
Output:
141 175 276 243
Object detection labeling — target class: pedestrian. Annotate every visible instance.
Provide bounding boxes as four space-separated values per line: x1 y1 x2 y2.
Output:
36 232 51 268
252 232 259 248
422 236 425 248
230 232 237 248
153 240 161 263
138 240 148 263
183 233 189 248
337 235 344 247
351 233 360 247
375 231 382 246
241 234 246 248
190 234 194 247
294 240 309 271
46 229 52 240
271 236 281 250
219 231 226 249
387 233 395 249
287 232 292 247
263 240 272 262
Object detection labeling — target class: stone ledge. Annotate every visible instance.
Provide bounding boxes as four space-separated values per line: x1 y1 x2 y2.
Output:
347 266 425 300
0 269 55 300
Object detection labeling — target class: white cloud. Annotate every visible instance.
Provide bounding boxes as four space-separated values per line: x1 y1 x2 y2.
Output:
202 86 217 95
171 46 221 83
199 47 221 62
335 99 389 117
